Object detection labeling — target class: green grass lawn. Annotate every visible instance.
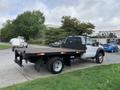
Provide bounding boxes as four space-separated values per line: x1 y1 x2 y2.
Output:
2 64 120 90
0 44 11 50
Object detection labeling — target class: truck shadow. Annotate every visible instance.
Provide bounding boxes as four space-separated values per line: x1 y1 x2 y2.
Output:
19 59 97 80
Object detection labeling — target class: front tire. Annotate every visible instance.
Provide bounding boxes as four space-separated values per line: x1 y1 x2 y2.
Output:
47 57 64 74
111 49 114 53
96 53 104 64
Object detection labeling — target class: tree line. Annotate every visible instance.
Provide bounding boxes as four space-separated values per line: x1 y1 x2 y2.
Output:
0 10 95 44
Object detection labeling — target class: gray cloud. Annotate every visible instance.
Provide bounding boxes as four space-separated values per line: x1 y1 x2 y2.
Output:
0 0 120 31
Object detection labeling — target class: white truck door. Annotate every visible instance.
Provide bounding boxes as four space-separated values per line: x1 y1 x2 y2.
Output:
82 45 98 58
81 38 98 58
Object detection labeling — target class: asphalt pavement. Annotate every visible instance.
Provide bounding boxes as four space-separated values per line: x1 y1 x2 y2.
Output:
0 45 120 88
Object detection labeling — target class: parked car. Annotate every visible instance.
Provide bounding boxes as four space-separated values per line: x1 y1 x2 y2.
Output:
10 36 28 51
102 43 119 52
49 40 62 47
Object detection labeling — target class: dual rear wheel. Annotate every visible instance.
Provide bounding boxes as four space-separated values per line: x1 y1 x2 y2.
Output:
47 57 64 74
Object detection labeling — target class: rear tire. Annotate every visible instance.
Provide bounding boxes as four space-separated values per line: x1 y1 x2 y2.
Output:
47 57 64 74
96 53 104 64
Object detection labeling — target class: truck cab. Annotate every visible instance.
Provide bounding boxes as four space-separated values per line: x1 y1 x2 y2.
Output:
52 36 105 63
60 36 105 63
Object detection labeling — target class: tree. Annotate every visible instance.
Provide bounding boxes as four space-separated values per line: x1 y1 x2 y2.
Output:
0 10 45 42
0 20 16 42
45 28 66 44
13 11 45 40
61 16 95 35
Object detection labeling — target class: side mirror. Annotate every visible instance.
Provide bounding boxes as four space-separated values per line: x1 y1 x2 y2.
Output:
92 42 99 46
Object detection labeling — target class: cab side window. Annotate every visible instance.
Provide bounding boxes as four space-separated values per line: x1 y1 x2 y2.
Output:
86 38 94 45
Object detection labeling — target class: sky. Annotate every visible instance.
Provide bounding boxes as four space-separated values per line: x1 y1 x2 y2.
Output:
0 0 120 32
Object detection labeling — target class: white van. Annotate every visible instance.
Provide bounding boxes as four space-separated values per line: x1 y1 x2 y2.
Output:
10 36 28 51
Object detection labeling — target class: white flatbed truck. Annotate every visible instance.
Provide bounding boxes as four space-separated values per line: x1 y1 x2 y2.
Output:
14 36 105 74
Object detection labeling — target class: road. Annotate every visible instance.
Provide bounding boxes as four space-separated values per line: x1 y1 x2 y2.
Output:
0 45 120 88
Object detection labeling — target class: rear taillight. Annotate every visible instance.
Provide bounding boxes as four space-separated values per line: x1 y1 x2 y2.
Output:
37 53 45 56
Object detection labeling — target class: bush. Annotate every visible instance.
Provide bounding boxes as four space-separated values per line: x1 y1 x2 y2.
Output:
28 39 44 45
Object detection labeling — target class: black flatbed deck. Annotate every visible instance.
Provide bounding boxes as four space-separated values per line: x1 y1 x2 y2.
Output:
16 46 85 55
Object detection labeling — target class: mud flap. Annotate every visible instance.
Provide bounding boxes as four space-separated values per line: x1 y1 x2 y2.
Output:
34 59 44 72
64 56 71 66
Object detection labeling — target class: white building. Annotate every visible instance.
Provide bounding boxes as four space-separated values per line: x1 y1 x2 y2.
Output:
96 30 120 44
